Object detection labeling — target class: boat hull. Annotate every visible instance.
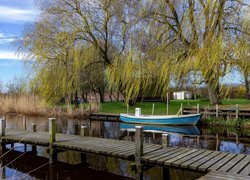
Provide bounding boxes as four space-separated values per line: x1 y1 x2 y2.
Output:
120 114 200 125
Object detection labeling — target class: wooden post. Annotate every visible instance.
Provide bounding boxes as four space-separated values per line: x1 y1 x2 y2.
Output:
166 93 169 115
81 126 88 137
180 103 183 115
22 115 26 130
196 104 200 114
162 133 169 148
3 114 6 121
32 123 36 132
49 118 56 143
196 136 200 148
0 119 5 137
216 133 219 151
135 126 143 164
127 104 129 114
152 103 155 115
216 104 219 118
236 104 239 119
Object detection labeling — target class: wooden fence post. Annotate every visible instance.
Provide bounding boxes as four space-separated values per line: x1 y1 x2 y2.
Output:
197 104 200 114
236 104 239 119
162 134 170 148
180 103 183 115
22 115 26 130
49 118 56 143
0 119 5 137
81 126 88 137
216 104 219 118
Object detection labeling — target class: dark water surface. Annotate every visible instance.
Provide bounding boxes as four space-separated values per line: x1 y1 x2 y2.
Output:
2 115 250 179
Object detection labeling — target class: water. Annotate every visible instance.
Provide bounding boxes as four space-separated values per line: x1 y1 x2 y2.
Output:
2 115 250 179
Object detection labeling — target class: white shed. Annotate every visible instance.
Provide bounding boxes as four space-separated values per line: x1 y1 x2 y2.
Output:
173 91 192 100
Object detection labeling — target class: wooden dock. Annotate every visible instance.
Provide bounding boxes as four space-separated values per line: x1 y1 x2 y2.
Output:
1 119 250 179
2 129 250 177
89 113 120 121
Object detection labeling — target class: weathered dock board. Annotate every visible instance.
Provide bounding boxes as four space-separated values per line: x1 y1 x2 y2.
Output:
197 171 250 180
2 129 250 177
1 129 161 159
142 147 250 176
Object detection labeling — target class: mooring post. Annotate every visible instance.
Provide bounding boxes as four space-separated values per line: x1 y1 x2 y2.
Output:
162 133 170 148
197 104 200 114
236 104 239 119
22 115 26 130
216 104 219 118
80 126 88 137
3 114 6 122
135 126 143 180
0 119 5 137
32 123 36 132
180 103 183 115
49 118 56 143
135 126 143 164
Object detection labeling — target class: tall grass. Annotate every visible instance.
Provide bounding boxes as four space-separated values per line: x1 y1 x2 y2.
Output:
0 94 46 115
0 94 99 116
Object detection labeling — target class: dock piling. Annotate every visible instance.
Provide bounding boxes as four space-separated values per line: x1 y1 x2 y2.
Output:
80 126 88 137
162 133 170 148
49 118 56 143
0 119 5 137
135 126 143 164
22 115 26 130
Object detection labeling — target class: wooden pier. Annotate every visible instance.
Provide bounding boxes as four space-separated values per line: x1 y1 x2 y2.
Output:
89 113 120 121
1 119 250 179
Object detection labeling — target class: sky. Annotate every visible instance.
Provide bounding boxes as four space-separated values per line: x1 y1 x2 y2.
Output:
0 0 244 88
0 0 39 85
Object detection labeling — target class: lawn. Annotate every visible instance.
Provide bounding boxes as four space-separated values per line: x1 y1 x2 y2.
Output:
100 99 250 115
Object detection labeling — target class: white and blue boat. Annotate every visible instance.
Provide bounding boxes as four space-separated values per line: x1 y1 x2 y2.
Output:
120 108 200 126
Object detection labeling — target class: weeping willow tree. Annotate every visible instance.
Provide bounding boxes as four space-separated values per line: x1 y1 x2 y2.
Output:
107 0 249 105
17 0 249 106
16 0 132 104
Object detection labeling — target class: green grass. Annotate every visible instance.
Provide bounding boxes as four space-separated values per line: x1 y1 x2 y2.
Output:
100 99 250 115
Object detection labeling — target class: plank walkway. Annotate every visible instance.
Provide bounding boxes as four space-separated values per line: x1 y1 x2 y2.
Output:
1 129 161 159
142 147 250 176
197 171 250 180
2 129 250 178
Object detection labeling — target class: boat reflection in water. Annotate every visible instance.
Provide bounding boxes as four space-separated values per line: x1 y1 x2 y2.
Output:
120 123 200 135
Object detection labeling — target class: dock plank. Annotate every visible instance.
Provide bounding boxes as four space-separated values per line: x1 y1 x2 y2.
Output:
198 171 250 180
172 149 207 167
189 151 221 170
208 154 237 171
198 152 229 171
164 148 199 166
218 154 246 172
228 155 250 174
180 150 214 169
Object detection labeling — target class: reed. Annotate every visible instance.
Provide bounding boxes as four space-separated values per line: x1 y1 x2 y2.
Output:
0 94 46 115
0 94 99 116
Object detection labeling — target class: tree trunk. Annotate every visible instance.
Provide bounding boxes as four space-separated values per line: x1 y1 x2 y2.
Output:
207 85 221 105
74 90 79 108
244 74 250 99
98 87 105 103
